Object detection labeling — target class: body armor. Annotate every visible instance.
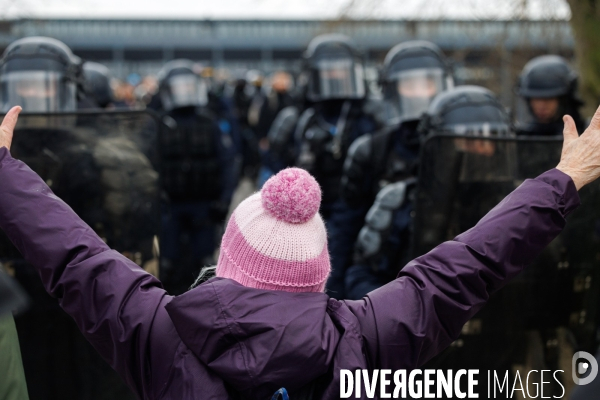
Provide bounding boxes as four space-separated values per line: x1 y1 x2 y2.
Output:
354 178 417 273
161 109 222 202
295 100 380 205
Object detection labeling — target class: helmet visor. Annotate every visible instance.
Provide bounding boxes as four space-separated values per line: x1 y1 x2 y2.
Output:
162 74 208 110
516 96 562 123
388 68 446 121
0 70 76 113
439 122 512 137
308 58 365 100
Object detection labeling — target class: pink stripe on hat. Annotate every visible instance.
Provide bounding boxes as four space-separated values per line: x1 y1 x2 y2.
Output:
216 168 331 293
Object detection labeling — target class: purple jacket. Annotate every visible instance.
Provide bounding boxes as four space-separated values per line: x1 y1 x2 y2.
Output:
0 147 579 399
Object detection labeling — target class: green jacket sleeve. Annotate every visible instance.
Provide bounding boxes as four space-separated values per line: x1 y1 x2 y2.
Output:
0 314 29 400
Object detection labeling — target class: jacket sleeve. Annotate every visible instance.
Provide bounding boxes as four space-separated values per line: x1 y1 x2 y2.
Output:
0 147 179 398
344 168 580 371
0 314 29 400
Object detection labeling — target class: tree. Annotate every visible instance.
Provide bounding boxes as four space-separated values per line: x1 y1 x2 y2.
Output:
567 0 600 117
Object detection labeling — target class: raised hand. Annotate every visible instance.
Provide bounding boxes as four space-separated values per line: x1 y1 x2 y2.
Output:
0 106 22 151
556 106 600 190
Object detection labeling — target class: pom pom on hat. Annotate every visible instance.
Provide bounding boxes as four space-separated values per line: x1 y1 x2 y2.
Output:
261 168 321 224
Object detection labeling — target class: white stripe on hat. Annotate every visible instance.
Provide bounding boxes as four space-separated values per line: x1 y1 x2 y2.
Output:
233 193 327 262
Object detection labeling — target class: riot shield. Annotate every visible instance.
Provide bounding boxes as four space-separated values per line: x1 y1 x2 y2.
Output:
5 110 160 263
0 110 160 400
412 135 600 398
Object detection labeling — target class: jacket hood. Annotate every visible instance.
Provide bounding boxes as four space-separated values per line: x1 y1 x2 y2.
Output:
165 277 342 398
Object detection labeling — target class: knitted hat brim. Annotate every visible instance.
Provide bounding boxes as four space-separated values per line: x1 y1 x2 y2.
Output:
217 211 330 290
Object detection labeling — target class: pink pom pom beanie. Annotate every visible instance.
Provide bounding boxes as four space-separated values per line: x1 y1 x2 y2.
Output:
216 168 330 293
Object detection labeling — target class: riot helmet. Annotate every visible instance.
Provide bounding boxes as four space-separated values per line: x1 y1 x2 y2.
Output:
0 36 82 113
420 85 511 138
83 61 113 109
157 59 208 112
515 55 582 135
303 34 366 102
381 41 453 123
421 86 514 178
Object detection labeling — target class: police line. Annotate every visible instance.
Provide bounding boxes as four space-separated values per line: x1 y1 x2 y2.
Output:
339 368 567 399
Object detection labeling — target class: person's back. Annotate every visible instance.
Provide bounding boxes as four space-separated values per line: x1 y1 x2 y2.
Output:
156 60 238 294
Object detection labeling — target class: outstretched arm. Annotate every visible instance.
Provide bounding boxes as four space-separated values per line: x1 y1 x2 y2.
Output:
345 106 600 371
346 168 578 370
0 107 177 398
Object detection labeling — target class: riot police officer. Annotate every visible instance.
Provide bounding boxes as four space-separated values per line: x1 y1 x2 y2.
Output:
205 66 243 163
341 40 454 208
0 36 84 113
231 73 260 180
0 36 147 399
346 85 512 300
268 34 382 299
82 61 114 109
336 41 452 299
410 86 586 397
157 59 238 295
0 36 95 250
294 34 381 200
248 71 294 142
515 55 584 136
260 90 304 186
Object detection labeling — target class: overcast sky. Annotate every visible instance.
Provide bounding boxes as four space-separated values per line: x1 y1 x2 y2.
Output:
0 0 571 20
